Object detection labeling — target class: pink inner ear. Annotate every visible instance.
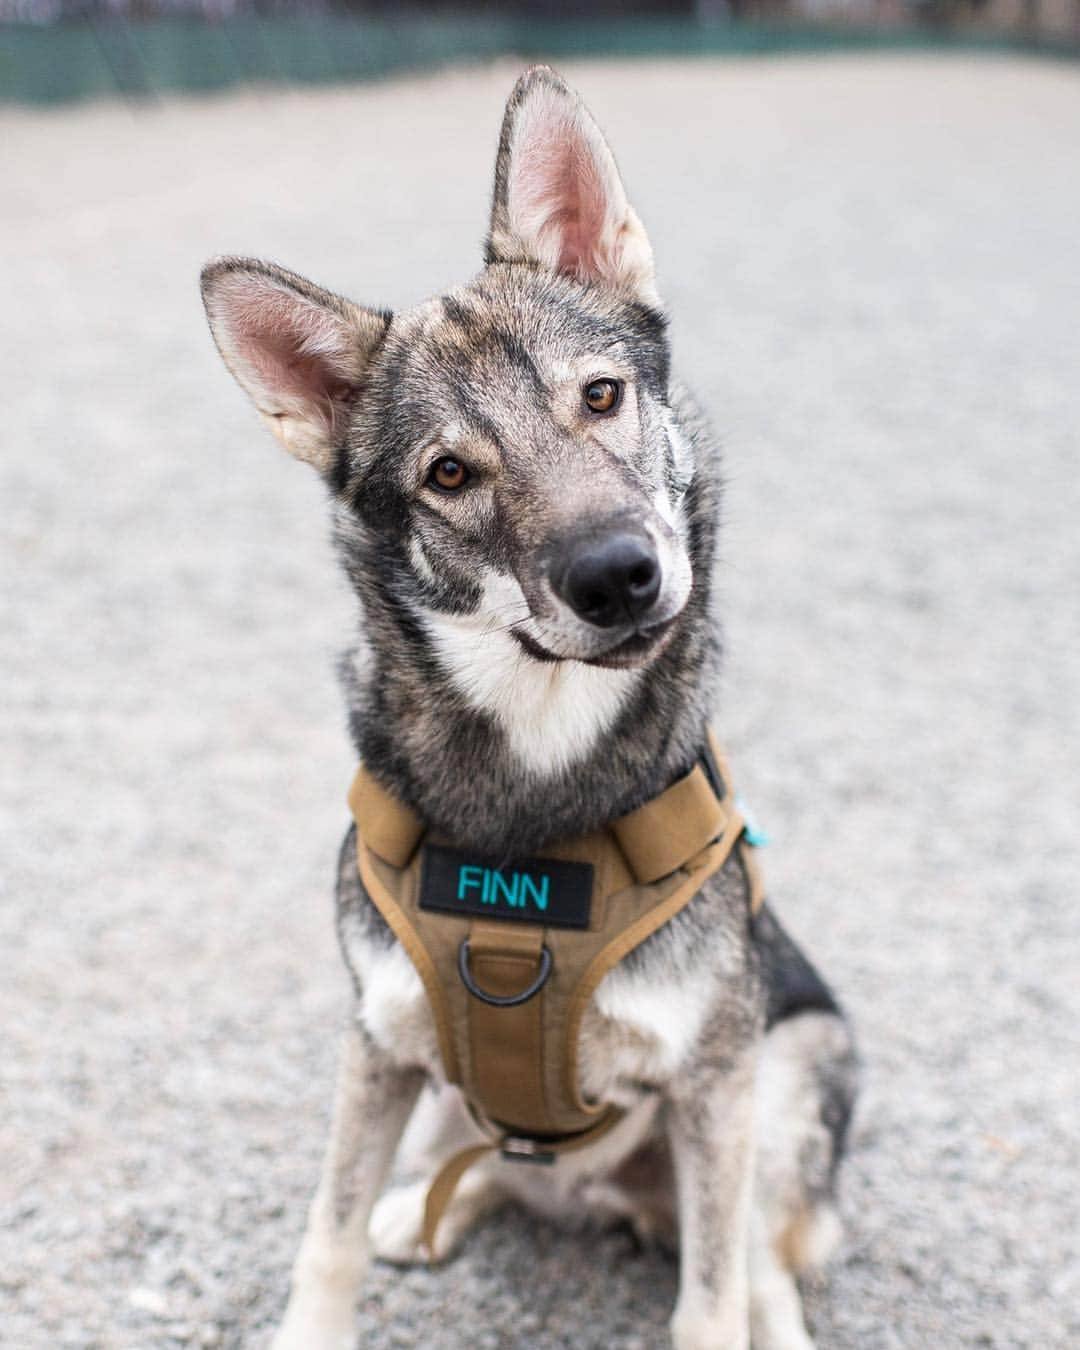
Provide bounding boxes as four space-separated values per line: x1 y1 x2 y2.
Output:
226 282 353 418
517 117 612 283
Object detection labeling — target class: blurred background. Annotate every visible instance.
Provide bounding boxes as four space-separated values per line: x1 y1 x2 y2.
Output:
1 0 1077 103
3 7 1079 1350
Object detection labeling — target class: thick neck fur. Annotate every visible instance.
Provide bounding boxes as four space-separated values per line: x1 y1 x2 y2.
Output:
337 431 723 859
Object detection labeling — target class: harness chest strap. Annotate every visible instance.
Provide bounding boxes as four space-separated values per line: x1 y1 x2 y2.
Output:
348 735 764 1254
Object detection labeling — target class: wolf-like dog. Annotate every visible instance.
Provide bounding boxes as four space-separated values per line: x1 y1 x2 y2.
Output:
200 66 857 1350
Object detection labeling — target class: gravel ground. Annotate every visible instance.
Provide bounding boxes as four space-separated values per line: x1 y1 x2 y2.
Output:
3 53 1079 1350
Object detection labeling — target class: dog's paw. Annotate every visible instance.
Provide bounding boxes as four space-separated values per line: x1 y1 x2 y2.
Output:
369 1179 431 1265
671 1302 750 1350
751 1329 815 1350
270 1290 358 1350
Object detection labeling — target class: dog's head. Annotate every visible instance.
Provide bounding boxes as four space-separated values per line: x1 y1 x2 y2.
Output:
202 67 696 673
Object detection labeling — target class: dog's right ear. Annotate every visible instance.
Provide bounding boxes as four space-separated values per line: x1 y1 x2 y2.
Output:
200 258 390 474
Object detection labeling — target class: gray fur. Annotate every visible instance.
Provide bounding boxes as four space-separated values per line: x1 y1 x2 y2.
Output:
200 64 857 1350
327 264 709 853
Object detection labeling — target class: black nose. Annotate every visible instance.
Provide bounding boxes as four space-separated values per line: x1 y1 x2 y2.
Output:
558 533 662 629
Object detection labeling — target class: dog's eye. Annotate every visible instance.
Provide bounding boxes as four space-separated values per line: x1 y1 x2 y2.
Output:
428 457 471 492
583 379 622 414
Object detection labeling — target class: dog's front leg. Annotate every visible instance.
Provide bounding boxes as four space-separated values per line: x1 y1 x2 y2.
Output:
667 1057 758 1350
272 1020 423 1350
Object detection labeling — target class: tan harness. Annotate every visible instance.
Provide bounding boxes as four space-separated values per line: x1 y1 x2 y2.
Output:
347 733 763 1253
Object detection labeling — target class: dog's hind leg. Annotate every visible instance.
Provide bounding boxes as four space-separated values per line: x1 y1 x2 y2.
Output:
748 1211 815 1350
749 1010 857 1350
370 1087 503 1264
272 1022 423 1350
370 1162 503 1265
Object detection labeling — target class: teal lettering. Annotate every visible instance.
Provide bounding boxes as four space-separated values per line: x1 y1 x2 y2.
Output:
458 865 484 901
457 864 549 911
520 872 550 911
490 870 520 907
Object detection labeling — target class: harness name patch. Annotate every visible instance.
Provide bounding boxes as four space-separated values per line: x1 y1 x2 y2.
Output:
419 846 593 929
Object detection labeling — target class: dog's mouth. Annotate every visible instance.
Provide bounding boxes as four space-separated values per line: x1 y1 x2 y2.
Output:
512 617 676 669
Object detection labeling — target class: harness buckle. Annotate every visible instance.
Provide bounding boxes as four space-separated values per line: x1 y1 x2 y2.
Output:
500 1137 557 1165
457 938 553 1008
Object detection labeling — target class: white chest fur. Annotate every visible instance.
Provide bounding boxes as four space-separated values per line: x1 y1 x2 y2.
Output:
418 569 639 777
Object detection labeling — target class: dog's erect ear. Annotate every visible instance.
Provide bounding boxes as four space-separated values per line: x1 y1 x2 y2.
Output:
486 67 659 307
200 258 390 474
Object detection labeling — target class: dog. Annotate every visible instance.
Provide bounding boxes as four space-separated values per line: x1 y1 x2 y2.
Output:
200 66 858 1350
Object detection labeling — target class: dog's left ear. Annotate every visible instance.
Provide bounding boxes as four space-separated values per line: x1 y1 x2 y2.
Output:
486 67 660 307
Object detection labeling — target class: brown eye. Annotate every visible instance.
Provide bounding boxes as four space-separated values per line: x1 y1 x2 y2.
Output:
584 379 621 414
429 457 470 492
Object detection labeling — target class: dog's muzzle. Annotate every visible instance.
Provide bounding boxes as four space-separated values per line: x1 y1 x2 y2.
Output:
552 529 662 629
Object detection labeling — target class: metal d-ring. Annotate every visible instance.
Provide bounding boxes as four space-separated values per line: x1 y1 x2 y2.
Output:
457 938 553 1008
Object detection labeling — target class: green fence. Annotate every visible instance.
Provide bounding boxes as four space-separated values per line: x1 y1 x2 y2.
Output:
1 14 1077 106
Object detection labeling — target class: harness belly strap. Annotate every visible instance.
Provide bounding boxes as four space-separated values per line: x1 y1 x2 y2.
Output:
348 731 764 1255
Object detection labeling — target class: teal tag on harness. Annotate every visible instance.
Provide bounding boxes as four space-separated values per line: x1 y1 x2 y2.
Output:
419 845 593 929
736 795 771 848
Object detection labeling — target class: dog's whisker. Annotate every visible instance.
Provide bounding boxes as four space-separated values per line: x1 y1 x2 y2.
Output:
468 616 532 647
463 602 536 651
